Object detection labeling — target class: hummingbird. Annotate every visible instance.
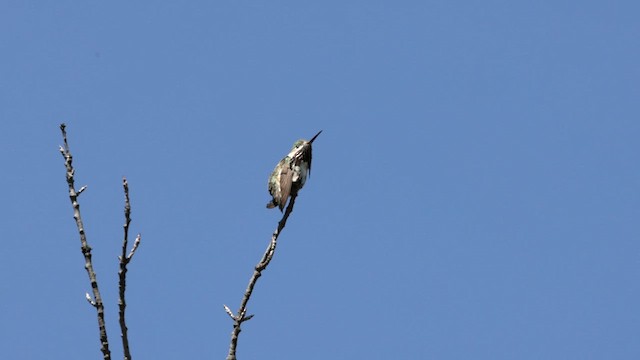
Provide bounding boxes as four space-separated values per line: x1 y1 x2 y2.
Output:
266 130 322 211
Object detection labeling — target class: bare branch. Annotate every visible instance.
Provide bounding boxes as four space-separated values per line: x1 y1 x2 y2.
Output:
118 177 140 360
59 123 111 360
225 193 299 360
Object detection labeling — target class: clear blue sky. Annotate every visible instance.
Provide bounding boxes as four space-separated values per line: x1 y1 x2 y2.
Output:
1 1 638 359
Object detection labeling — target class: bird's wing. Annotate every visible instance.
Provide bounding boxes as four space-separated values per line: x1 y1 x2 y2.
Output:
278 164 293 211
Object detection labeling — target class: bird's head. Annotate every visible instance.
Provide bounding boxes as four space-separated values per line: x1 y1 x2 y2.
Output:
290 130 322 152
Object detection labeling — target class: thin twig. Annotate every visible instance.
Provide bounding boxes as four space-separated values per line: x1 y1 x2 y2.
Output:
59 123 111 360
225 193 298 360
118 177 140 360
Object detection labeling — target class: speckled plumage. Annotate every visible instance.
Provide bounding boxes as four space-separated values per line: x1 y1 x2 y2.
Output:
266 131 322 211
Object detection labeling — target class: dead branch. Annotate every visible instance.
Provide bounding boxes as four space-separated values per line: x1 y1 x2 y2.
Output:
118 177 141 360
59 123 111 360
224 193 299 360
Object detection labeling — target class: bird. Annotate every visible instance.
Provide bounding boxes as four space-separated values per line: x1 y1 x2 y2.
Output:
266 130 322 211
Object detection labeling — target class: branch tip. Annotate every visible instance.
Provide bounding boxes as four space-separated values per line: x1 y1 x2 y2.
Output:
223 305 236 320
127 234 141 259
85 292 96 307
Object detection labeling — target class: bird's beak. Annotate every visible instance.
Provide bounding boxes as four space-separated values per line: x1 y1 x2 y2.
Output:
309 130 323 144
